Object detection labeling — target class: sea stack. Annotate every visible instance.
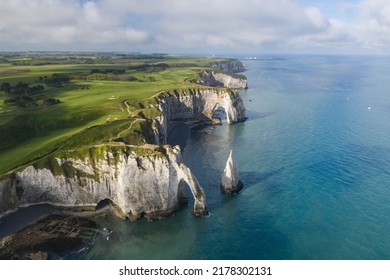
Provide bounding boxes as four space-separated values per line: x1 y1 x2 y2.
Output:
220 150 243 194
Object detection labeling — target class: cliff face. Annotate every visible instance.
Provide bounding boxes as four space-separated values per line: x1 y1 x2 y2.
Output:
0 146 208 220
154 88 246 144
208 59 246 73
197 70 247 89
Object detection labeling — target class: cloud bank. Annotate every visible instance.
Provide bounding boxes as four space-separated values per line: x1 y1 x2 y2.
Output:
0 0 389 54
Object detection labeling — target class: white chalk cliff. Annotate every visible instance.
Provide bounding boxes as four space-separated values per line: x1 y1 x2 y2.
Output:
221 150 243 194
209 59 246 73
212 72 247 89
154 88 246 144
0 145 208 220
197 70 247 89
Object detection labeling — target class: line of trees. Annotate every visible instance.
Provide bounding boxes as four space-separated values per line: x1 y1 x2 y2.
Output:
40 73 70 87
1 79 66 109
90 68 126 74
1 82 44 96
0 73 70 108
1 82 45 107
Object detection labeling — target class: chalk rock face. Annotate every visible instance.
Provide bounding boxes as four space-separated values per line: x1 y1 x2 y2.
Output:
209 59 246 73
0 145 208 220
220 150 243 194
198 70 247 89
154 88 246 144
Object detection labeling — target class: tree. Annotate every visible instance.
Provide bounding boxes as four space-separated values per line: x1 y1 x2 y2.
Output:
28 85 45 94
44 73 70 87
13 82 29 96
0 82 11 93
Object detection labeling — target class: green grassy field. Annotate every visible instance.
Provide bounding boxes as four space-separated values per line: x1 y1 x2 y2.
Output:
0 53 233 175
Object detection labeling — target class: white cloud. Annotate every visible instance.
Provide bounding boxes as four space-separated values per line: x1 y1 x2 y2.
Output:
0 0 149 50
304 6 330 29
0 0 389 53
355 0 390 49
135 0 333 52
288 19 358 52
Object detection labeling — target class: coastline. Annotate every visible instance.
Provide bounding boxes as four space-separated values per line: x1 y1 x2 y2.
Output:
0 56 247 259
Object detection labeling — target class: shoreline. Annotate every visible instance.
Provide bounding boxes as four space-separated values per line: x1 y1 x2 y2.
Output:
0 203 113 240
0 204 60 240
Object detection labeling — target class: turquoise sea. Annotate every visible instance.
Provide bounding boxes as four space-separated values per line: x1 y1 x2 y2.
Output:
84 55 390 259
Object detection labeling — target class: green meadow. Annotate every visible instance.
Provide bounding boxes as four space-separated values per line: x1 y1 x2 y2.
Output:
0 53 231 175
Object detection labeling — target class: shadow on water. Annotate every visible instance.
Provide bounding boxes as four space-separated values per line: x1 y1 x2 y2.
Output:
245 110 274 121
84 204 207 260
167 110 273 152
184 167 294 260
167 122 192 150
189 208 293 260
238 168 286 197
0 204 60 239
240 168 284 187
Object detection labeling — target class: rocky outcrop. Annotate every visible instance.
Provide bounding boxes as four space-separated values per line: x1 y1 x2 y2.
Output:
208 59 246 73
220 150 243 194
0 215 99 260
0 145 208 220
197 70 247 89
154 88 246 144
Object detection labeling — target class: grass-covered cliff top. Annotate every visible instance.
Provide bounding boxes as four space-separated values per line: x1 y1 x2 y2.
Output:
28 144 169 181
0 52 243 175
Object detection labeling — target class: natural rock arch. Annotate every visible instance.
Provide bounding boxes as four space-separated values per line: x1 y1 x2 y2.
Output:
177 163 208 216
211 103 227 124
95 198 112 211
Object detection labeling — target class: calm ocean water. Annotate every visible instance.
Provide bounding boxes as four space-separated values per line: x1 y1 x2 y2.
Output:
85 55 390 260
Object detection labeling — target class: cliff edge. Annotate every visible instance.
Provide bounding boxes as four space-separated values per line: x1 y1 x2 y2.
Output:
197 70 247 89
0 145 208 220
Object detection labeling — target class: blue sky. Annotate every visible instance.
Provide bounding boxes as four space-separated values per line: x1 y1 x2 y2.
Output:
0 0 390 54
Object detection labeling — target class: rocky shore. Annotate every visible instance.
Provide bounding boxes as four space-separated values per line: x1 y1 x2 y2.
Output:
0 214 101 260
